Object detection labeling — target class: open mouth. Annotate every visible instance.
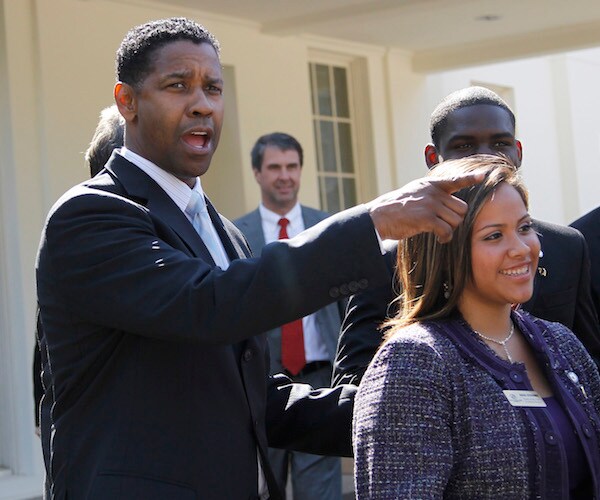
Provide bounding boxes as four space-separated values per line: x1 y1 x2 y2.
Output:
183 130 210 149
499 265 529 277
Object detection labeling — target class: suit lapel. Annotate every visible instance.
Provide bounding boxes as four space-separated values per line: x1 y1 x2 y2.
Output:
106 155 215 263
205 196 247 261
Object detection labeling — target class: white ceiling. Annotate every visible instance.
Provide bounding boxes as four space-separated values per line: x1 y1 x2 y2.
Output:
130 0 600 71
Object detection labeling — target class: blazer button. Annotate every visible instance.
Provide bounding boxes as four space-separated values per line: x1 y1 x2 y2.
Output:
567 371 579 384
349 281 359 293
544 431 557 445
243 349 253 362
329 287 340 298
339 284 350 296
509 371 523 383
358 278 369 289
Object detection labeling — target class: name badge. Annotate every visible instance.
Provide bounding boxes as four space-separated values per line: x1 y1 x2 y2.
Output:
503 390 547 407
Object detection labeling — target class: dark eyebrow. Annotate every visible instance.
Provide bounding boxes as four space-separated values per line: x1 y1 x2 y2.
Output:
475 213 531 233
446 134 474 143
489 132 514 140
205 76 224 86
161 69 194 80
159 70 223 86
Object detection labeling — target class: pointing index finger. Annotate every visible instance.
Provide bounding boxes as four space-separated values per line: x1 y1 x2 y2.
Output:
431 170 486 194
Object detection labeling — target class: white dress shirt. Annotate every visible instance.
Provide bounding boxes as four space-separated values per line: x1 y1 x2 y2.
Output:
118 148 230 269
259 203 330 363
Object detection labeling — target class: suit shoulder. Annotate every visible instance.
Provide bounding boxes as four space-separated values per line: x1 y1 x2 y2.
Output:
233 209 259 228
47 180 136 220
301 205 330 222
535 219 584 244
571 206 600 233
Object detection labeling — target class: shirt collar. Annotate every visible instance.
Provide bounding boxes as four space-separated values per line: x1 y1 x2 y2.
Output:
118 147 206 214
258 202 302 227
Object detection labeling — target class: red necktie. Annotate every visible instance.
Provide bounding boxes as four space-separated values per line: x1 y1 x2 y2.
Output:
278 218 306 375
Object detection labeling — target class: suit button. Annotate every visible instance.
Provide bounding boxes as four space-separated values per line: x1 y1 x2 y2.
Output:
329 287 340 298
349 281 359 293
358 278 369 289
243 349 253 362
544 431 557 445
340 284 350 295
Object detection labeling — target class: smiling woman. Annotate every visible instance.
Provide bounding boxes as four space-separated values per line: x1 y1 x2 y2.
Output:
353 155 600 499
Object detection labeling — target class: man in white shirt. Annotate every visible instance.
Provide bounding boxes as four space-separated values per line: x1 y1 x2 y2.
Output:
235 133 343 500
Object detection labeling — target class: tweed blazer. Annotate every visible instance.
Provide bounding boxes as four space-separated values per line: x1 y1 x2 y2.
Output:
354 311 600 499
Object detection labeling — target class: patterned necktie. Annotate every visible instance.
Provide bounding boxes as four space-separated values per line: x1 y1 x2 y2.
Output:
185 190 229 269
278 218 306 375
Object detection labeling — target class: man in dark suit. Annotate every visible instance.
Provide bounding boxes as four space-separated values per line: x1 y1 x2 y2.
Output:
572 207 600 324
333 86 600 387
36 18 482 500
33 104 125 439
235 132 343 500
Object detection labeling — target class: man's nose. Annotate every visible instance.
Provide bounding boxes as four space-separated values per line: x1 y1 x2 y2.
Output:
190 88 213 117
476 145 495 156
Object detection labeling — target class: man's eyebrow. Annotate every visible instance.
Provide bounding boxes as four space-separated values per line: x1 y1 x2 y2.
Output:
490 132 514 139
446 134 475 142
162 69 193 80
205 76 224 85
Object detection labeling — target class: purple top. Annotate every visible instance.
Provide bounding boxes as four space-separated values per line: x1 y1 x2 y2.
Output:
439 310 600 498
542 397 589 496
354 310 600 499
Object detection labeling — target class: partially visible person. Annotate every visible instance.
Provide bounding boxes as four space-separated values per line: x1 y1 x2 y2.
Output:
33 104 125 437
235 132 343 500
333 86 600 387
36 18 483 500
85 104 126 177
572 206 600 324
354 155 600 499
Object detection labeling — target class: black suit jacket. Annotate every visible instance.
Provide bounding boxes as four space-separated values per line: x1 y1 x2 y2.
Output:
333 220 600 386
571 206 600 324
36 153 389 499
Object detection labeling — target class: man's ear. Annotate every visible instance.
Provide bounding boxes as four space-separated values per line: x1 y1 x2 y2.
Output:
424 144 440 170
516 140 523 166
114 82 136 121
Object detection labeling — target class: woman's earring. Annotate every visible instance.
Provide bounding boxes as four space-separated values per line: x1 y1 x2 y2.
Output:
539 249 544 258
443 281 451 300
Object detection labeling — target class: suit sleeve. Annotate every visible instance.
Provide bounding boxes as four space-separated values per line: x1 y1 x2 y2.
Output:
33 309 43 426
572 232 600 363
332 247 399 386
353 332 454 498
38 190 389 345
266 374 356 456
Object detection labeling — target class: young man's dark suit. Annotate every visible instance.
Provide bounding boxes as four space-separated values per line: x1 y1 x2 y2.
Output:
36 152 389 499
572 206 600 324
333 220 600 386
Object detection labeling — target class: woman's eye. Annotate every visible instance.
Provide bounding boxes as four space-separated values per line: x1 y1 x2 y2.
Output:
484 232 501 241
